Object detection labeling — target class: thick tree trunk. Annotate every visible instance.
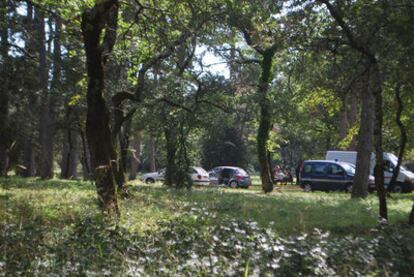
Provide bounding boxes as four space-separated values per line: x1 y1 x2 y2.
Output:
129 131 142 180
352 75 374 198
36 10 54 179
81 0 119 214
388 83 406 192
0 0 10 176
257 49 275 193
371 62 387 220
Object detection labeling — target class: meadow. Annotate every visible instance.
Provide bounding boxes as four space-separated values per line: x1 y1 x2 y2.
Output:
1 177 413 275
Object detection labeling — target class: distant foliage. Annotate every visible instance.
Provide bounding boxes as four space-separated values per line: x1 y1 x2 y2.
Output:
201 126 248 170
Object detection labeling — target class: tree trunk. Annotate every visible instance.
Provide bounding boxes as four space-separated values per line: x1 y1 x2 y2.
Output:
21 139 36 177
257 49 275 193
80 130 92 180
409 203 414 225
129 130 142 180
0 0 10 176
60 125 79 179
114 118 131 189
371 61 387 221
148 134 156 172
352 75 374 198
81 0 120 214
164 127 178 186
388 83 406 192
36 10 54 179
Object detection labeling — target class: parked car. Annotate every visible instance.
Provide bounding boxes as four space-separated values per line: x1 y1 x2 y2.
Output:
208 166 252 188
141 169 165 183
300 160 359 192
326 150 414 193
141 167 210 185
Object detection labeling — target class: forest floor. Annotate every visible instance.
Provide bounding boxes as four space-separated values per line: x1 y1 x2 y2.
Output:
1 177 413 275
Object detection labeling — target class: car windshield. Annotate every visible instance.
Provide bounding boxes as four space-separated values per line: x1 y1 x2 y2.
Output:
340 163 355 175
388 154 409 172
236 168 248 175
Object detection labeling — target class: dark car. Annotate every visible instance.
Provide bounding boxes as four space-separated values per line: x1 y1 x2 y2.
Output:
299 160 355 192
208 166 252 188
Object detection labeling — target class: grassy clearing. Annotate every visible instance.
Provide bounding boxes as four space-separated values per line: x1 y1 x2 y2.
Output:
1 177 414 275
1 177 413 235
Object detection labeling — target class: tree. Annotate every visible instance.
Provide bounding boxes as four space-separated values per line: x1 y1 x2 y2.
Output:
226 0 284 193
316 0 387 219
81 0 120 214
0 0 10 176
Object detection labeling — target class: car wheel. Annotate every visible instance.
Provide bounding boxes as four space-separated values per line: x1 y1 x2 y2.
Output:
392 184 403 193
229 181 238 188
145 178 155 184
345 183 353 193
303 183 312 192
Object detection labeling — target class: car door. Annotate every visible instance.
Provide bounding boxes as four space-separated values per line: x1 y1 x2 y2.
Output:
311 163 328 190
209 168 220 185
326 164 346 190
219 168 232 185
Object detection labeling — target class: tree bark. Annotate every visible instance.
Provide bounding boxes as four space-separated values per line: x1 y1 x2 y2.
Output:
0 0 10 176
371 61 387 220
129 130 142 180
164 126 178 186
257 48 275 193
81 0 120 214
409 203 414 225
352 74 374 198
36 10 54 179
388 83 406 192
80 130 92 180
60 120 79 179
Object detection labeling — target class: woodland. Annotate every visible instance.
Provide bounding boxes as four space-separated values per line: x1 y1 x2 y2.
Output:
1 0 414 275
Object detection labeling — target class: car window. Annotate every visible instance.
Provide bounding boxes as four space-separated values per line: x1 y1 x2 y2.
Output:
312 163 327 176
221 169 233 178
303 164 312 174
329 164 345 176
384 160 394 173
236 168 247 175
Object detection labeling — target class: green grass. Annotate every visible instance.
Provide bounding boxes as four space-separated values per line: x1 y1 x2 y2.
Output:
1 176 412 236
1 177 414 275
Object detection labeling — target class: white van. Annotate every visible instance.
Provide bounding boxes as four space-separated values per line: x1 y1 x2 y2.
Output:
325 151 414 193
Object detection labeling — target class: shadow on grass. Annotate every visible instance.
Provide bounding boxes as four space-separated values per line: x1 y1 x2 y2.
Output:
0 176 95 191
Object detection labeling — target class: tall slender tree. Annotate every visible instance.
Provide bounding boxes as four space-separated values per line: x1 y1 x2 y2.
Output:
0 0 10 176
